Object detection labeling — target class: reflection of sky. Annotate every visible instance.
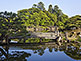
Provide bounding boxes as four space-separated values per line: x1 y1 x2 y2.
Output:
8 46 79 61
27 48 74 61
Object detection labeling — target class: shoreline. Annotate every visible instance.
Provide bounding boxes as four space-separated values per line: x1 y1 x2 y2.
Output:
0 40 81 46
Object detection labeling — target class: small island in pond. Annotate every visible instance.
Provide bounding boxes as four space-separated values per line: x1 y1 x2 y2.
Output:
0 1 81 61
0 2 81 45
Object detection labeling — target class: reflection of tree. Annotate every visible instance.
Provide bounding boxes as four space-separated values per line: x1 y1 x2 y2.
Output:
0 46 31 61
54 48 58 52
47 44 81 60
37 48 44 56
22 45 46 56
0 46 9 60
49 47 53 52
0 43 81 61
33 50 37 54
7 51 31 61
64 46 81 60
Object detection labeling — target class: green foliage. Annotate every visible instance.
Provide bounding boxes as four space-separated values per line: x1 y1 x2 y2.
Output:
0 11 27 41
65 15 81 30
17 2 70 30
18 8 56 27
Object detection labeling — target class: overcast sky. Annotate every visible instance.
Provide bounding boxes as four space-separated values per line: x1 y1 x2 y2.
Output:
0 0 81 17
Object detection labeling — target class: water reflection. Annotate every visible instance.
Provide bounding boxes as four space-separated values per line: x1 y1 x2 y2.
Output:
0 46 31 61
0 43 81 61
64 46 81 60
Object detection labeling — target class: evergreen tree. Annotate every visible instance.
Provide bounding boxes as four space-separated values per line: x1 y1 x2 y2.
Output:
0 11 26 43
48 4 53 13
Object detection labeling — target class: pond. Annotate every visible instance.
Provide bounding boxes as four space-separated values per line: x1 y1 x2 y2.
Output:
0 43 81 61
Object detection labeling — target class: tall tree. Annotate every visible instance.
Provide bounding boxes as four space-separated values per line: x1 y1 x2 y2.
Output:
32 4 37 8
54 5 59 12
37 2 45 11
48 4 53 13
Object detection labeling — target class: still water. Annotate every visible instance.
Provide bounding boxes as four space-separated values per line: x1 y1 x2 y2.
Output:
0 43 81 61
